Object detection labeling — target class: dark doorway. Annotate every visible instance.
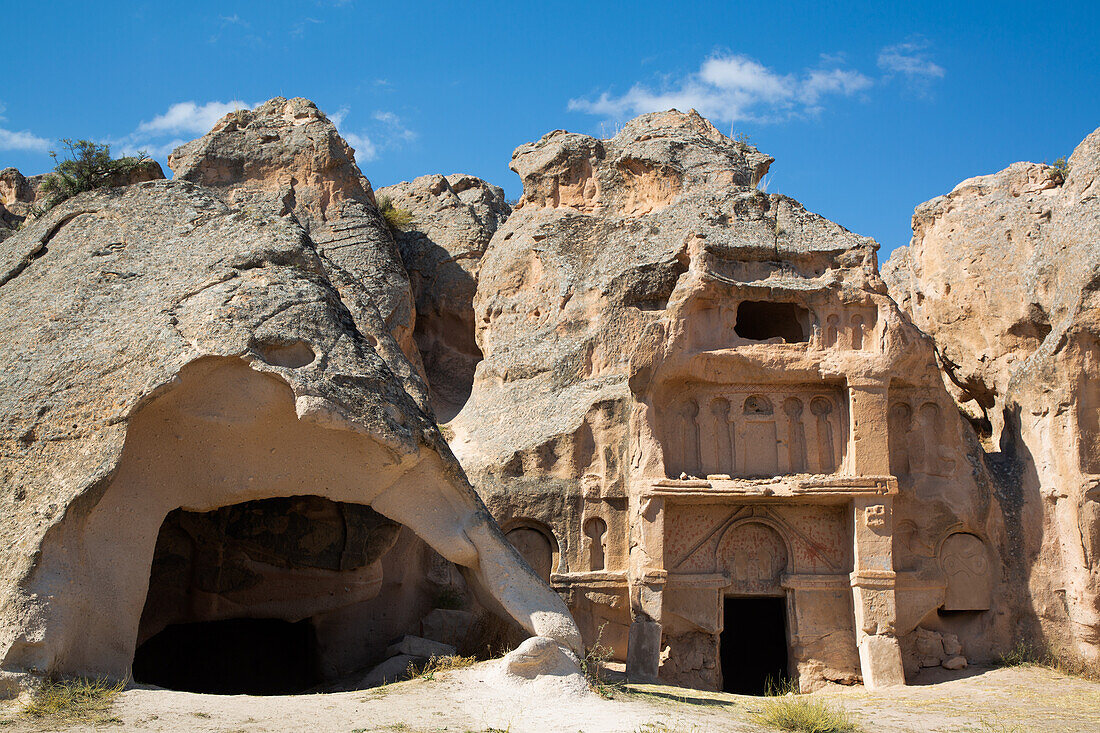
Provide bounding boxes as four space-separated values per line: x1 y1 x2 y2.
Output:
720 597 790 694
132 618 320 695
734 301 810 343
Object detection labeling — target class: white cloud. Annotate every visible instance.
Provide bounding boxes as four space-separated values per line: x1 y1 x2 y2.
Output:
801 69 874 105
329 106 349 128
0 127 50 153
372 110 417 142
137 100 250 136
569 53 872 124
341 132 377 162
0 102 50 153
877 41 945 80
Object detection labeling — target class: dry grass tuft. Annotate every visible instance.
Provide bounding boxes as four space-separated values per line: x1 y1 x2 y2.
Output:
20 676 125 724
406 654 478 680
376 194 414 229
752 696 859 733
999 640 1100 681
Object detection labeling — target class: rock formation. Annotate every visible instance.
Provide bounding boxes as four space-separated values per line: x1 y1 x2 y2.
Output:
378 174 510 420
169 98 426 400
441 110 1012 691
884 126 1100 665
4 94 1089 699
0 98 580 695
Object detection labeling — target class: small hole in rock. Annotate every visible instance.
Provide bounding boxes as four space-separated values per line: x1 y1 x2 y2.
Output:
253 339 316 368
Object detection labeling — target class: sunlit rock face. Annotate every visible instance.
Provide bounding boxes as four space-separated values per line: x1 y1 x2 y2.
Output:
884 125 1100 667
0 99 582 695
444 109 1014 692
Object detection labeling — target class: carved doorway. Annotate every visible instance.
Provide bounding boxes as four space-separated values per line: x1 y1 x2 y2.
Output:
720 596 790 694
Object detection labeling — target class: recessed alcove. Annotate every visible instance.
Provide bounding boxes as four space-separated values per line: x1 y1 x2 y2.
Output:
734 301 811 343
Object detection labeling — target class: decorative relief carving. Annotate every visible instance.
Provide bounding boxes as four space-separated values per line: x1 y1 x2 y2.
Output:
718 521 788 593
888 396 957 478
661 385 847 479
864 504 887 530
784 398 807 473
817 307 876 350
939 532 993 611
666 505 845 576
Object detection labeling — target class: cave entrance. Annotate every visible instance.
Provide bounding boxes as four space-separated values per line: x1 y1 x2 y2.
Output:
133 494 402 694
132 618 319 695
720 596 790 694
734 301 810 343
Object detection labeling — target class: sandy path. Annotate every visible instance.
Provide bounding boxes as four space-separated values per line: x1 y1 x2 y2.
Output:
1 664 1097 732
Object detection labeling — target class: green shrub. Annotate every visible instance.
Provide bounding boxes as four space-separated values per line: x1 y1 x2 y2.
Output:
1050 156 1069 180
376 194 414 229
752 696 859 733
37 139 149 212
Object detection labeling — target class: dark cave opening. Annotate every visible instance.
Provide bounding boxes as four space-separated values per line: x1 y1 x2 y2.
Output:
721 596 790 694
132 618 320 695
133 495 403 694
734 301 810 343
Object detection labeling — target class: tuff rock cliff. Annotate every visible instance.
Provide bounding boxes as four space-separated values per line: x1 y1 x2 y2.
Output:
884 126 1100 663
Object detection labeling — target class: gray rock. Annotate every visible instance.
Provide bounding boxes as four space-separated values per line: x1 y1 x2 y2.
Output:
385 635 456 659
419 608 475 648
169 96 428 409
358 654 419 687
0 169 580 687
941 655 968 671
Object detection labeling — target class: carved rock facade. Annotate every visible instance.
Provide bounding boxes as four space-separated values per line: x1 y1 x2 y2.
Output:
445 111 1012 691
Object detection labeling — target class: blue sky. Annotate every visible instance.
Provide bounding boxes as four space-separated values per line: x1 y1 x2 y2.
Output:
3 1 1098 258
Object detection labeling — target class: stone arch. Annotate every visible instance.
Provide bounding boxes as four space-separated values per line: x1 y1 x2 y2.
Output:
503 519 560 582
1 357 577 683
937 531 993 611
716 519 791 595
744 395 774 415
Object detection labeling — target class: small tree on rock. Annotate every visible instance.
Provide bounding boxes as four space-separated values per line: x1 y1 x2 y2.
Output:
37 139 149 212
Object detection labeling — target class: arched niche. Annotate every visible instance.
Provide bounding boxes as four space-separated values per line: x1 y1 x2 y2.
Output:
716 520 790 595
938 532 993 611
503 519 560 582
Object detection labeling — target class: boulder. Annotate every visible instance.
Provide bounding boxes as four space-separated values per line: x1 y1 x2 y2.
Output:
884 125 1100 664
941 655 968 671
358 654 419 688
419 608 475 648
385 635 456 659
378 174 510 420
503 636 579 680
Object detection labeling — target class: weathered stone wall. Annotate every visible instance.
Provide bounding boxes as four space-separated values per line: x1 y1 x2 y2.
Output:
884 126 1100 664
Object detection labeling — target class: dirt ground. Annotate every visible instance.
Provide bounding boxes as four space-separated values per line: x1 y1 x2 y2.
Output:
1 663 1097 732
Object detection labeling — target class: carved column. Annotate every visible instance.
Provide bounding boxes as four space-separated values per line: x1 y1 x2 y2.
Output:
847 379 905 688
627 494 665 682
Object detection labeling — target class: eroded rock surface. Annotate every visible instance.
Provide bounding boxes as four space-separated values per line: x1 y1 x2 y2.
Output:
379 174 510 420
449 110 1011 691
169 97 426 404
0 103 581 692
884 126 1100 663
